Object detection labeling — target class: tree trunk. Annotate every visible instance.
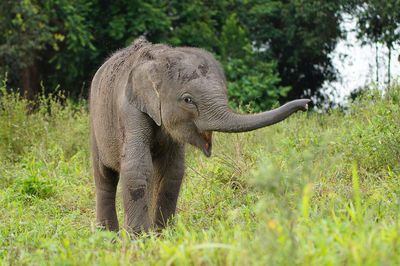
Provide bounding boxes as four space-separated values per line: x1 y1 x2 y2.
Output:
388 45 391 85
21 59 39 100
375 42 379 85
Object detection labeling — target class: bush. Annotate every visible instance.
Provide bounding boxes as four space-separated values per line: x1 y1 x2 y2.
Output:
0 83 89 163
250 82 400 264
0 81 399 264
220 14 291 112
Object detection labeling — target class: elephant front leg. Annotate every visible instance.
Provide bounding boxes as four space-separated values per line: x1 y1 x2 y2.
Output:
120 144 153 235
153 144 185 229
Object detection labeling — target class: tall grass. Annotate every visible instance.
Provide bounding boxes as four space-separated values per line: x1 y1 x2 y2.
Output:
0 82 399 264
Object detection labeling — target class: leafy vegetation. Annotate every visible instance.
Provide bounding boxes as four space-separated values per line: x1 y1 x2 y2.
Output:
2 1 399 109
1 0 347 109
1 81 399 264
352 0 400 84
0 0 94 98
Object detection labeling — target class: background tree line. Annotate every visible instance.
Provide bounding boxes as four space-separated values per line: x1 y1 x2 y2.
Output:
0 0 399 110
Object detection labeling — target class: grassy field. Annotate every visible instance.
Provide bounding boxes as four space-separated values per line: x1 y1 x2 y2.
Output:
1 83 400 265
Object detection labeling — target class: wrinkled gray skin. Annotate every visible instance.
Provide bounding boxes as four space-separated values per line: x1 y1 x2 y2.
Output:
90 38 310 234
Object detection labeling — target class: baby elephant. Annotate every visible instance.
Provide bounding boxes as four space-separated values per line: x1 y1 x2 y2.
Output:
90 38 310 234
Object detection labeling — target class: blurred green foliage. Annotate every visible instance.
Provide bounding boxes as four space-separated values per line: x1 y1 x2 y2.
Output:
1 1 399 109
0 0 347 110
237 0 345 102
1 76 400 264
352 0 400 84
0 0 94 98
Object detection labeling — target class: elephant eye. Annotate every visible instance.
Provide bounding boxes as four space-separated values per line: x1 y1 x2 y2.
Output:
183 96 194 104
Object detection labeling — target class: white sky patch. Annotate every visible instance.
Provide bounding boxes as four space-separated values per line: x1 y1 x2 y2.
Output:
323 14 400 103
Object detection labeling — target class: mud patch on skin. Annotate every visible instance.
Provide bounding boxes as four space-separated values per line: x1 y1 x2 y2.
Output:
182 70 199 82
130 187 145 201
198 63 209 76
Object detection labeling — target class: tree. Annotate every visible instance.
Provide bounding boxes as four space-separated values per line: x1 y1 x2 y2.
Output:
353 0 400 85
0 0 172 98
220 14 290 111
0 0 94 99
1 0 346 109
163 1 341 108
238 0 344 102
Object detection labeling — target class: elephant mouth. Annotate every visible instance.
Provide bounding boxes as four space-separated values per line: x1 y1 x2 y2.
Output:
201 131 213 157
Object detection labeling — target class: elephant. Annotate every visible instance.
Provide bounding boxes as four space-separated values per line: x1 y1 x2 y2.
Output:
90 38 310 234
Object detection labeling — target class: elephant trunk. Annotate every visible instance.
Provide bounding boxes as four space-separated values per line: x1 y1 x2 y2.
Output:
196 99 310 133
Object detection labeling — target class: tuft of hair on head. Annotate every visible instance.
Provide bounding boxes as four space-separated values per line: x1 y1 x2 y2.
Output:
131 38 151 52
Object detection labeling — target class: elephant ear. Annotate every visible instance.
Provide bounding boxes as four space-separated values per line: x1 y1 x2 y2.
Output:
125 61 162 126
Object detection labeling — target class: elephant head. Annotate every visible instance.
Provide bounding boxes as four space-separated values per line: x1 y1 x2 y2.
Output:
126 39 310 157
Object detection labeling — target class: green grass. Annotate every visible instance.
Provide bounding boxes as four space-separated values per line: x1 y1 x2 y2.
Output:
1 83 399 265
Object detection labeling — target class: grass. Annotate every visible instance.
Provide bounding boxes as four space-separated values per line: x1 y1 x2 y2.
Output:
0 82 399 265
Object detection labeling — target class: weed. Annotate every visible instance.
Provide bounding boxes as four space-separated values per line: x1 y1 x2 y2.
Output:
0 82 399 264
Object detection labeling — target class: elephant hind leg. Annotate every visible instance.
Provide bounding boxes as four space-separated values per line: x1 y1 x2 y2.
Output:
92 139 120 231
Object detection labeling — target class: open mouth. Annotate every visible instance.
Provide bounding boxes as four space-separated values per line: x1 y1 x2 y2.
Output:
201 131 213 157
